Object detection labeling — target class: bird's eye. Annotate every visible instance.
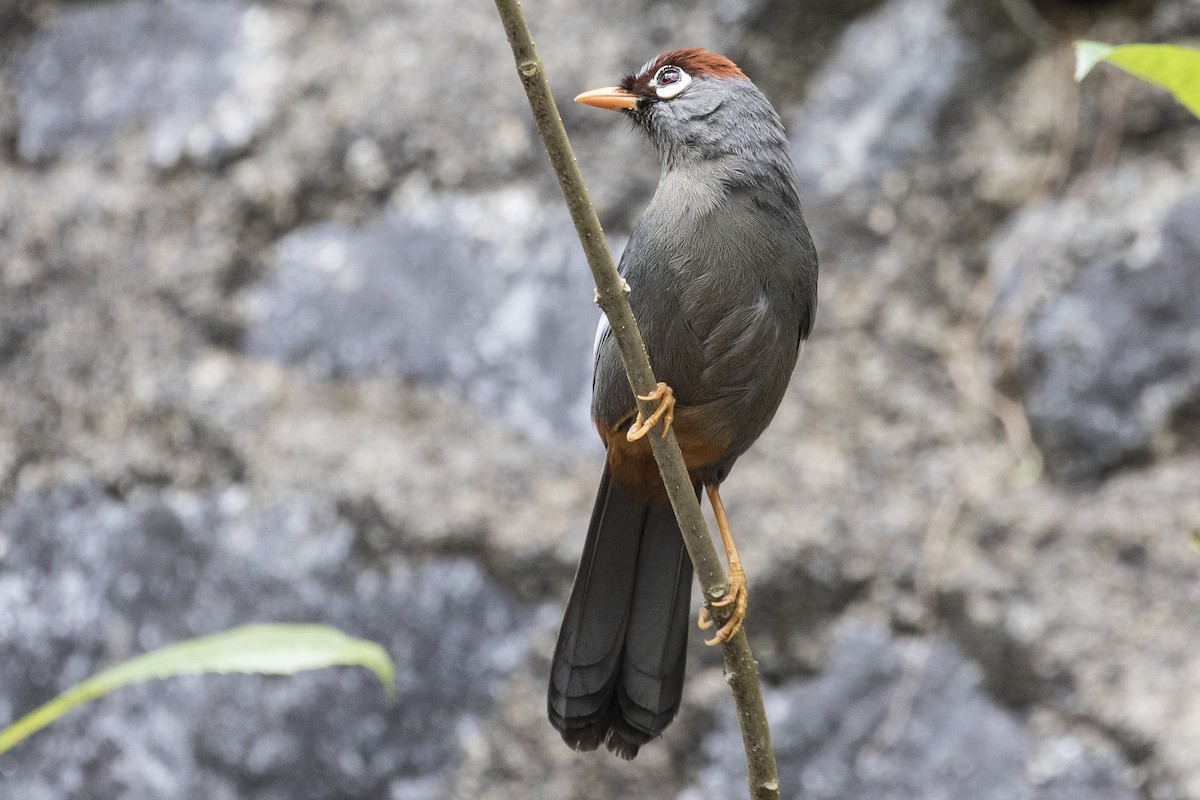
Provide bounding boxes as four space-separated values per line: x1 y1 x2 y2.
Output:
653 66 690 100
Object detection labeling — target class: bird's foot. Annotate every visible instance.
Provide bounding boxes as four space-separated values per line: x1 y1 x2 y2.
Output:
697 564 748 645
626 382 675 441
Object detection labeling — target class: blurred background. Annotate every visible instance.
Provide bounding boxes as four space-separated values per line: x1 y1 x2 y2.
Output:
1 0 1198 797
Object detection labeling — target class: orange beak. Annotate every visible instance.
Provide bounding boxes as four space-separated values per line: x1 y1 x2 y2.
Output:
574 86 639 111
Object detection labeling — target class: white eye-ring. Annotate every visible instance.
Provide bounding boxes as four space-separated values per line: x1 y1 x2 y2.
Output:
652 65 691 100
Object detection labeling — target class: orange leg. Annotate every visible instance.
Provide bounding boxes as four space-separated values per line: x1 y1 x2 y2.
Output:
626 382 675 441
697 484 748 645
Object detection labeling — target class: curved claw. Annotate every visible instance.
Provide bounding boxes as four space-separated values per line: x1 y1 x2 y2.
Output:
627 382 675 441
700 566 748 646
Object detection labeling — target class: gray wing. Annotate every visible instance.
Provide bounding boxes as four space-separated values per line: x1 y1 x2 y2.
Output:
591 191 816 447
591 226 707 431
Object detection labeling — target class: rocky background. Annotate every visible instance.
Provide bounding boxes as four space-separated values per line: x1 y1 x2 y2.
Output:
1 0 1198 798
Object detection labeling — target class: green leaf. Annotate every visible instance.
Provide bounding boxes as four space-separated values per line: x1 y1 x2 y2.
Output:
0 624 395 756
1075 41 1200 119
1075 40 1115 81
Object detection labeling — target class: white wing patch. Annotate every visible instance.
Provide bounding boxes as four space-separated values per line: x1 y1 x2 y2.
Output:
592 315 610 363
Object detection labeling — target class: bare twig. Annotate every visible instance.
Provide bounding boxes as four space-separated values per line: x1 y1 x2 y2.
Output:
1039 40 1083 197
944 275 1035 462
1084 67 1128 177
492 2 779 797
859 487 962 760
998 0 1058 48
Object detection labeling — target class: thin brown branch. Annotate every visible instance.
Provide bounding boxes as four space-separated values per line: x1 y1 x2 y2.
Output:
491 1 779 796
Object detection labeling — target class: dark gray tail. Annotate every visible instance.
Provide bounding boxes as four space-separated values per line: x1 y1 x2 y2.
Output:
547 464 694 759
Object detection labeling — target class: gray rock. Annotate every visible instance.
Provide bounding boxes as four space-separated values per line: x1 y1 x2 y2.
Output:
735 0 889 99
1020 192 1200 483
684 623 1139 800
4 0 1200 795
789 0 967 199
0 484 536 800
242 189 601 443
15 0 286 166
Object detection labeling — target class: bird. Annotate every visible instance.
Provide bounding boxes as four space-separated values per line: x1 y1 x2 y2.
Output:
547 48 818 759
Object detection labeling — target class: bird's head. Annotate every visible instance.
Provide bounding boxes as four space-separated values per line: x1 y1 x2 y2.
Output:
575 48 783 170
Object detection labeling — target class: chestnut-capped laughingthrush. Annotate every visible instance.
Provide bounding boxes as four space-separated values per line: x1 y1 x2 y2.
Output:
547 49 818 759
